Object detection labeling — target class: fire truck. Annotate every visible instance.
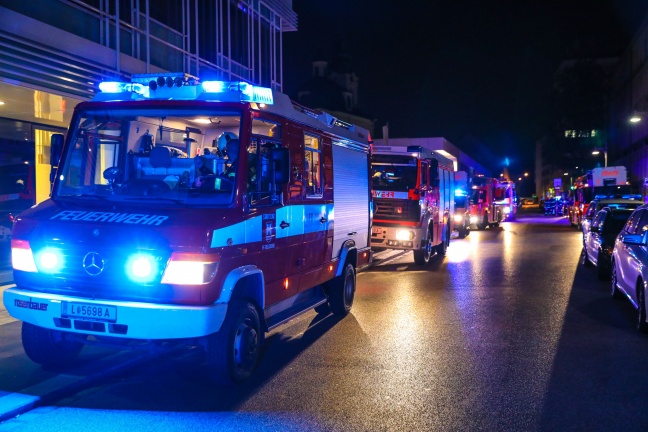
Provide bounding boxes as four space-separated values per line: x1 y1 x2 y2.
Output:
469 177 502 229
370 145 455 265
453 171 470 238
494 179 517 221
569 166 632 228
3 73 373 385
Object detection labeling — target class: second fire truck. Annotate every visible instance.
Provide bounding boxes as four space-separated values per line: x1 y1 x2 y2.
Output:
469 177 502 229
371 145 455 265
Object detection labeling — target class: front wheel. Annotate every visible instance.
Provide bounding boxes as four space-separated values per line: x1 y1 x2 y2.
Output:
206 301 261 385
22 322 84 367
413 228 433 265
637 281 648 333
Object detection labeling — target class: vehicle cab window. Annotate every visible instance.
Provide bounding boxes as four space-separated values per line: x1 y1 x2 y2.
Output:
592 210 606 229
585 202 597 219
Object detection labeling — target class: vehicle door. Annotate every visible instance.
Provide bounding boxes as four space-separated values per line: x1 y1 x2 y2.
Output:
586 210 606 266
617 209 645 295
582 201 598 241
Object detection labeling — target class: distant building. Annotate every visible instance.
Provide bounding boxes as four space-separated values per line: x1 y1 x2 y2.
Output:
371 136 491 179
296 47 375 136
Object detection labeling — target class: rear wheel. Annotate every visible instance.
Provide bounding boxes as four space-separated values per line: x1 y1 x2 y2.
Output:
22 322 84 367
637 280 648 333
327 262 356 316
611 259 622 299
413 228 433 265
206 301 261 385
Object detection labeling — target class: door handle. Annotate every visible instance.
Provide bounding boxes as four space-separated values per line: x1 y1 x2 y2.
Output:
320 217 327 223
280 221 290 229
348 231 357 236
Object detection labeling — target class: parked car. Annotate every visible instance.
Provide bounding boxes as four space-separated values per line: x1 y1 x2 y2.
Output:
583 207 634 280
611 204 648 332
581 198 642 245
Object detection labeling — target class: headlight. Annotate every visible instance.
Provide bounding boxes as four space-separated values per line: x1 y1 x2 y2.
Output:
503 207 511 214
470 216 478 224
161 252 219 285
396 229 414 241
11 239 37 272
454 214 464 223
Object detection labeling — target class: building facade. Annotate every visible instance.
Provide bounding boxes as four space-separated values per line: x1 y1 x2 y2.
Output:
0 0 296 207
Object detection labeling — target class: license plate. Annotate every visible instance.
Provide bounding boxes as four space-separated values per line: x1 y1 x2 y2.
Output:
62 302 117 322
372 226 383 234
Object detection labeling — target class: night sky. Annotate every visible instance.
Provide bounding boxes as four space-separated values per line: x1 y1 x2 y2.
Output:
283 1 648 174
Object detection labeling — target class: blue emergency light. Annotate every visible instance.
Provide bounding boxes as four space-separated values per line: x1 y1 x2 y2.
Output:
97 74 274 105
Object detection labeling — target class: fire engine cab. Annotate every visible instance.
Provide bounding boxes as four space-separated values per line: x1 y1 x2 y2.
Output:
370 145 455 265
469 177 502 229
3 73 373 384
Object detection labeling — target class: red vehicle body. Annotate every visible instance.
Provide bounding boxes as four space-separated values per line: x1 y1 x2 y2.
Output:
569 166 632 228
469 177 502 229
3 74 372 384
494 179 517 221
370 145 455 265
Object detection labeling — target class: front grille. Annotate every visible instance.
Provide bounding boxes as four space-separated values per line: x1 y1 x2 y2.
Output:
374 198 420 222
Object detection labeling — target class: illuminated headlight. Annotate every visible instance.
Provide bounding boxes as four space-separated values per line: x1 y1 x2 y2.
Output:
396 229 415 241
11 239 37 272
503 207 511 214
470 216 478 224
454 214 464 223
125 253 161 283
161 252 219 285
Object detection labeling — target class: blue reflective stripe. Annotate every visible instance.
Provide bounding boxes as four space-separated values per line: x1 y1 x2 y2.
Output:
211 204 333 247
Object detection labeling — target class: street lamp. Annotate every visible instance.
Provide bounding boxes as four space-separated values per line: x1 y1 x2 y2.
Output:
592 147 608 167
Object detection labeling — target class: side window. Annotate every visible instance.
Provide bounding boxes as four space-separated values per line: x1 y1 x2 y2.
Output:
248 119 282 205
420 162 428 188
592 211 606 229
626 209 644 234
304 133 322 197
638 210 648 234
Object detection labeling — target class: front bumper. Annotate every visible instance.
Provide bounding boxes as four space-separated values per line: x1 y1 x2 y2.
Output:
371 225 424 250
4 288 227 340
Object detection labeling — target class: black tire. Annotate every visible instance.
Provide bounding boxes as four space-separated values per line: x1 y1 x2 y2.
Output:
478 214 488 230
611 259 622 299
21 322 84 367
413 227 433 265
327 263 356 316
436 226 449 257
638 281 648 333
206 301 261 385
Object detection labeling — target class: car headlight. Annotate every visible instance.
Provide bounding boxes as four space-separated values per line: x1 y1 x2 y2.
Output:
11 239 37 272
396 229 414 241
454 214 463 223
161 252 219 285
470 216 478 224
503 207 511 214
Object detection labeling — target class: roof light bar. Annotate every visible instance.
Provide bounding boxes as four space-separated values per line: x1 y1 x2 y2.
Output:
98 82 149 97
202 80 274 105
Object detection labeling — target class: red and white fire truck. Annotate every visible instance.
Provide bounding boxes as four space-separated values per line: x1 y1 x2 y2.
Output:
494 179 517 221
469 177 502 229
3 73 373 384
568 166 633 228
370 145 455 264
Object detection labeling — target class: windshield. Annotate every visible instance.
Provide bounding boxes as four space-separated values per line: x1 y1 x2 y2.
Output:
371 154 418 192
55 108 243 206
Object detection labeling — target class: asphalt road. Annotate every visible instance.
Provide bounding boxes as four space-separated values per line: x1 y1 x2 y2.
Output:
2 208 648 431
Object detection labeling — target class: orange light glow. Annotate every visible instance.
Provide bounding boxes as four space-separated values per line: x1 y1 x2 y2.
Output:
328 265 333 271
284 278 289 290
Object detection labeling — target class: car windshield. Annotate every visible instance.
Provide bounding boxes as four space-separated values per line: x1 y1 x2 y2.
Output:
54 107 243 206
371 154 418 192
604 211 634 234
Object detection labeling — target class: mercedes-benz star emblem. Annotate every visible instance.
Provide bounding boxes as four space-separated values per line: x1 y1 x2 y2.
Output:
82 252 105 276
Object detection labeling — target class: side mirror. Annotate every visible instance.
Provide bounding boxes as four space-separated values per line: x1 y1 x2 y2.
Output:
50 133 65 183
271 147 290 184
622 233 646 246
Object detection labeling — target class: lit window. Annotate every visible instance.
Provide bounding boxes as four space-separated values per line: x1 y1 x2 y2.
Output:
304 134 322 197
